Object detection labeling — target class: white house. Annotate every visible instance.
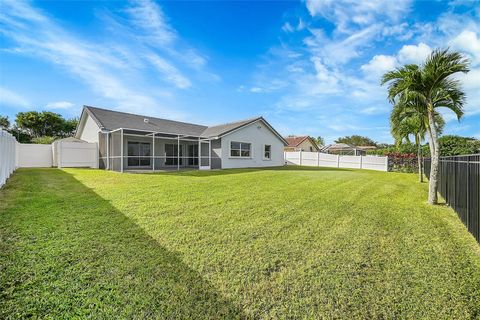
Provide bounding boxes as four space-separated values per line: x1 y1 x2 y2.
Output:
75 106 287 171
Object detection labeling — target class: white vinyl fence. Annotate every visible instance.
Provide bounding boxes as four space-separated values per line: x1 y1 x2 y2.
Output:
285 151 388 172
17 144 53 168
53 141 98 168
0 129 18 188
0 132 99 188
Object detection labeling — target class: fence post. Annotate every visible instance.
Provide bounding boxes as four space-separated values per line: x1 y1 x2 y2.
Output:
299 150 302 166
337 154 340 168
58 141 62 168
317 151 320 167
360 155 363 169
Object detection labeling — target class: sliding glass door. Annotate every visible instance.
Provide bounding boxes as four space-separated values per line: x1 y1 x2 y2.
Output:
188 144 199 166
127 141 151 167
165 144 183 166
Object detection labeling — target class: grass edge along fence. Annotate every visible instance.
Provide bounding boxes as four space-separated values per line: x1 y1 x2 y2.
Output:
0 128 18 188
424 154 480 243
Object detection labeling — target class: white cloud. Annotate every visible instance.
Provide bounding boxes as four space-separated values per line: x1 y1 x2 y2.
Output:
125 0 176 45
361 55 398 79
305 0 412 33
360 106 389 115
0 87 29 108
146 54 191 89
45 101 75 109
450 30 480 65
397 43 432 65
282 22 294 33
305 24 382 65
0 0 212 118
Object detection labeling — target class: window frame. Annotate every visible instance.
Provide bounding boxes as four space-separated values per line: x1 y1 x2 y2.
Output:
165 143 184 166
263 144 271 160
126 141 151 168
229 141 252 159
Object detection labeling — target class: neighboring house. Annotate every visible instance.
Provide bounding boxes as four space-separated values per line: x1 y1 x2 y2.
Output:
284 136 320 152
320 143 367 156
75 106 287 171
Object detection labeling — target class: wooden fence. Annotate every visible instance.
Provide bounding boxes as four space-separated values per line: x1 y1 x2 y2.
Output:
285 151 388 171
424 154 480 243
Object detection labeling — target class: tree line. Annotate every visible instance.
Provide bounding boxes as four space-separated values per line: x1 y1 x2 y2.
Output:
0 111 78 144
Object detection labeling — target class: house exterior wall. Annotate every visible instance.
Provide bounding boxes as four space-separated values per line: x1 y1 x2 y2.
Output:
220 120 285 169
211 138 222 169
285 139 318 152
79 114 101 143
120 135 202 170
297 139 318 152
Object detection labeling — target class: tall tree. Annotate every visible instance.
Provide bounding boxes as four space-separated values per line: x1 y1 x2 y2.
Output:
15 111 77 138
315 136 325 146
382 49 469 204
0 115 10 129
335 135 377 146
390 98 444 182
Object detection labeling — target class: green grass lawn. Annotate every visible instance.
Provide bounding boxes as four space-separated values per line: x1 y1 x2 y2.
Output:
1 167 480 319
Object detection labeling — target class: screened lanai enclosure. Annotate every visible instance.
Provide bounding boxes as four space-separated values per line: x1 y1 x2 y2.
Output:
98 128 219 172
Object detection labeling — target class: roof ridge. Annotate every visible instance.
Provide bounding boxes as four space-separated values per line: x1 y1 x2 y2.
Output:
205 116 262 129
84 105 207 128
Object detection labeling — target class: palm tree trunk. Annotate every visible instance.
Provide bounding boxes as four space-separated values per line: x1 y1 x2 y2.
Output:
427 108 440 204
416 134 423 182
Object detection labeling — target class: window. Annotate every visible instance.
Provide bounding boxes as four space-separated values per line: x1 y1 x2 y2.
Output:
127 142 151 167
230 141 251 158
264 145 271 160
165 144 183 165
187 144 198 166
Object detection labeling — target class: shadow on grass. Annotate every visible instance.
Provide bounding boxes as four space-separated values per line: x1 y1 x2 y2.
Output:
146 165 356 177
0 169 244 319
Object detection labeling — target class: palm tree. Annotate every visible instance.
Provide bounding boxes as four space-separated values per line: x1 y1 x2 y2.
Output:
390 98 445 182
382 49 469 204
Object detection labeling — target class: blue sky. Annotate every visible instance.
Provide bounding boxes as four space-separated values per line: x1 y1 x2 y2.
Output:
1 0 479 143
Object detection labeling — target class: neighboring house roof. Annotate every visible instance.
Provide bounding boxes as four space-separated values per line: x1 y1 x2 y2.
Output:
285 136 319 150
77 106 287 144
321 143 376 151
320 143 349 151
285 136 309 147
357 145 377 150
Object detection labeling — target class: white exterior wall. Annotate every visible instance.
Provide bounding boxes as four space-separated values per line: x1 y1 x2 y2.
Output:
220 120 285 169
78 114 100 143
17 144 52 168
297 139 318 152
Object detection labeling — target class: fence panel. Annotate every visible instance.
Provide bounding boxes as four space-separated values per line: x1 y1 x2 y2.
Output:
57 141 98 168
0 129 18 188
16 144 52 168
285 151 388 171
424 154 480 243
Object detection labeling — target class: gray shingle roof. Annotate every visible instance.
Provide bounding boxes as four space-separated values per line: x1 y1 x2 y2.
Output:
84 106 207 136
199 117 261 138
82 106 285 142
